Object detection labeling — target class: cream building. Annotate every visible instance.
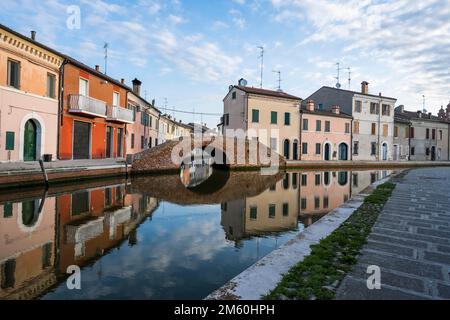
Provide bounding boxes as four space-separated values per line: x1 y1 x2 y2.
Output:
223 81 302 159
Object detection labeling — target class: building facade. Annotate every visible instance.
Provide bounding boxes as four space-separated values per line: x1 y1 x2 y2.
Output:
307 82 397 161
300 101 352 161
393 109 411 161
59 61 134 160
223 84 302 160
0 25 63 162
395 106 449 161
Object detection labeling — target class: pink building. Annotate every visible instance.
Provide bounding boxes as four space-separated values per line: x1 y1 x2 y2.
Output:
300 100 352 161
0 25 63 162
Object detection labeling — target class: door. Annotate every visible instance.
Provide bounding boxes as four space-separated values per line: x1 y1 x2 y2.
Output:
23 120 37 161
339 143 348 161
106 126 113 158
293 140 299 160
431 146 436 161
117 128 124 157
79 78 88 96
382 143 388 161
393 145 398 161
73 121 91 160
324 143 331 161
283 139 290 160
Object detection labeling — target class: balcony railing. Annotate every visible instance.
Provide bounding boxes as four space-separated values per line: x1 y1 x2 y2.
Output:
69 94 107 118
106 105 135 124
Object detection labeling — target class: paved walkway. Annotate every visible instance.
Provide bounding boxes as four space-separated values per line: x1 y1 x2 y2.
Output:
336 167 450 300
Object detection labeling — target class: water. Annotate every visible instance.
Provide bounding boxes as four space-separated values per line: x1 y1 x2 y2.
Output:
0 169 393 300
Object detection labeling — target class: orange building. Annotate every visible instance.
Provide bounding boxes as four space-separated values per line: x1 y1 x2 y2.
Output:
59 61 134 160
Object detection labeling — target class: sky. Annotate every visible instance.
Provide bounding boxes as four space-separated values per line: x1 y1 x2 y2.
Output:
2 0 450 128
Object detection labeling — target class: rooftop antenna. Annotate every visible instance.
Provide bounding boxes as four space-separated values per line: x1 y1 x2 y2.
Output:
422 95 427 113
273 70 281 91
335 62 341 89
347 67 351 89
104 43 108 75
144 90 148 100
257 46 264 88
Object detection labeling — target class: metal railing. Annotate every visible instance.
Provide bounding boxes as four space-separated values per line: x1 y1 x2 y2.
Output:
69 94 107 117
107 105 135 123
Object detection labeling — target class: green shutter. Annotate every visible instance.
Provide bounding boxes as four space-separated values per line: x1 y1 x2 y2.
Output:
252 109 259 123
271 111 277 124
284 113 290 125
5 132 15 151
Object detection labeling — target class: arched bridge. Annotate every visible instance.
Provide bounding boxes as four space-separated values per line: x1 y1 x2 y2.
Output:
131 136 286 175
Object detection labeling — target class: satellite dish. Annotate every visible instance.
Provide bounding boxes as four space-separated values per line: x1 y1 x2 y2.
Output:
336 83 341 89
238 78 248 87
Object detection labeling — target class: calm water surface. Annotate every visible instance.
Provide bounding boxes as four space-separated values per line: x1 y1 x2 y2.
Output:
0 169 393 299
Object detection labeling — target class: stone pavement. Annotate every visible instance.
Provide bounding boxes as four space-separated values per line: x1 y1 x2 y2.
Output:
336 167 450 300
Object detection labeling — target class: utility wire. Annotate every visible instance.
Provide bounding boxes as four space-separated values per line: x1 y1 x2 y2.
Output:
160 107 221 116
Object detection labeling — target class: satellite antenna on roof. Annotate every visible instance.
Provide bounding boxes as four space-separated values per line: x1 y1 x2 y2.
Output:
238 78 248 86
335 62 341 89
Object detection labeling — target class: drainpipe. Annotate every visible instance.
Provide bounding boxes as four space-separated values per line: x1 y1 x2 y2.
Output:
377 95 382 161
299 111 303 161
408 122 412 161
350 118 354 161
57 59 70 160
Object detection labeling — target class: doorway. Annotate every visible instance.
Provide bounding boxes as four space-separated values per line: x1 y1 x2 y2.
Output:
324 143 331 161
73 121 91 160
338 143 348 161
106 126 113 158
431 146 436 161
382 143 388 161
23 120 37 161
293 140 299 160
117 128 124 158
284 139 290 160
393 145 399 161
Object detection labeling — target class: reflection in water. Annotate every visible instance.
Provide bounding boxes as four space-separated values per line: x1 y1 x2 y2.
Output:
180 147 214 188
0 169 393 300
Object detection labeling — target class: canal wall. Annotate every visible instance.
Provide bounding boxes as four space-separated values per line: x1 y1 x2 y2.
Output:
205 173 398 300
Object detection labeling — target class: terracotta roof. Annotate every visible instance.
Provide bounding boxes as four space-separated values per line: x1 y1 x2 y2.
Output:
300 107 353 119
320 86 397 101
235 86 302 100
395 110 449 123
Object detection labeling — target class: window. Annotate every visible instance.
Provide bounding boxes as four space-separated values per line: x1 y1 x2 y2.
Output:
426 128 430 139
232 91 237 99
426 148 430 156
250 206 257 220
71 191 89 216
316 120 321 132
292 173 298 189
79 78 88 96
353 173 359 187
315 174 321 186
370 102 379 115
131 134 135 149
47 73 56 98
269 204 276 219
301 198 307 210
323 196 329 209
315 143 321 155
149 116 153 128
432 129 436 140
371 123 377 135
7 59 20 89
141 136 144 149
394 126 399 138
353 141 359 155
382 104 391 116
345 123 350 134
3 203 12 218
282 203 289 217
314 197 320 209
271 111 278 124
410 127 415 138
325 121 331 132
371 142 377 155
411 147 415 156
353 121 360 134
113 92 120 106
439 130 443 140
355 100 362 113
302 142 308 155
301 174 307 186
224 114 230 126
383 124 388 137
149 137 152 148
270 138 277 151
284 112 290 125
303 118 309 130
252 109 259 123
5 132 14 151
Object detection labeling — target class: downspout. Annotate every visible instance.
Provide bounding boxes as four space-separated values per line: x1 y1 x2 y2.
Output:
408 122 412 161
299 110 303 161
377 95 382 161
57 59 69 160
350 118 354 161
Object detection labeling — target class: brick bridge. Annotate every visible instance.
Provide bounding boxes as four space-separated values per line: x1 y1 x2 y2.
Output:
131 136 285 175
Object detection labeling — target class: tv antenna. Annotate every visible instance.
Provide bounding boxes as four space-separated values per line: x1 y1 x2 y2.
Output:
257 46 264 88
273 70 281 91
104 43 109 75
347 67 352 89
422 95 427 113
335 62 342 89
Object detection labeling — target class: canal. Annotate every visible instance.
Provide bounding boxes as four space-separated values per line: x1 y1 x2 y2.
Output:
0 169 393 300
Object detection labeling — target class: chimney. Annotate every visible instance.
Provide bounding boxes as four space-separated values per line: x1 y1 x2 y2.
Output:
306 99 315 111
396 105 405 113
30 31 36 41
417 111 422 118
95 65 100 72
132 78 142 96
121 78 125 84
332 105 340 114
361 81 369 94
428 112 432 119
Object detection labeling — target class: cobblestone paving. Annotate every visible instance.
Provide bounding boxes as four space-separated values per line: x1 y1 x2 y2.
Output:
336 168 450 300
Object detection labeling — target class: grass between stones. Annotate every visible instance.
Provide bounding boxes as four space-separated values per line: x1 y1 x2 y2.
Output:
264 182 396 300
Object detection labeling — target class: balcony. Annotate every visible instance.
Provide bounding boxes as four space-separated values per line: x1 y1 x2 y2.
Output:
68 94 107 118
106 105 135 124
